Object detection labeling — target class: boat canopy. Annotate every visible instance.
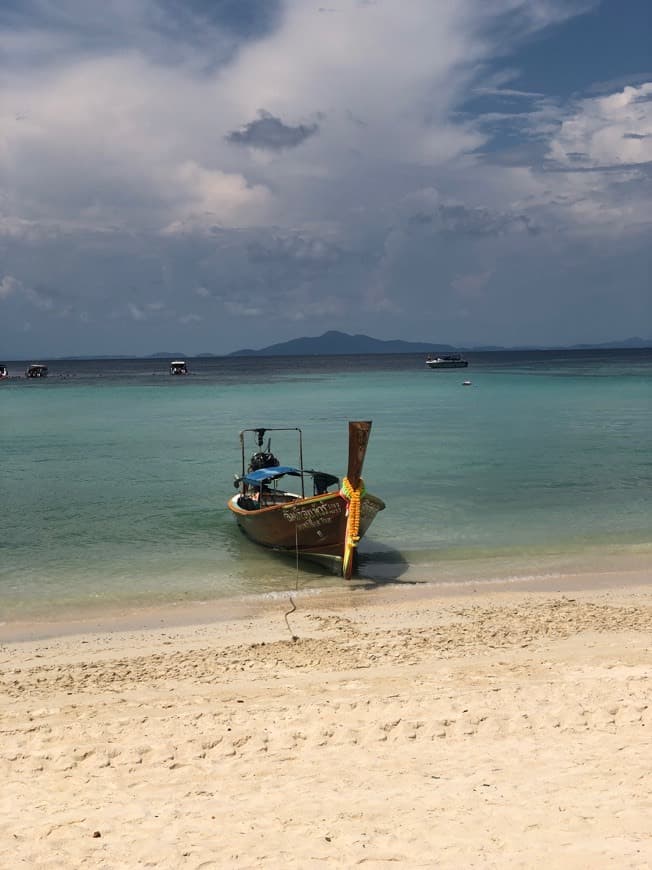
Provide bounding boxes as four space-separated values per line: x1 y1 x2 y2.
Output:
240 466 340 490
242 465 301 485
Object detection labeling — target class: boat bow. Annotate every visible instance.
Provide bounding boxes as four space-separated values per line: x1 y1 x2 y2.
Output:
341 421 372 579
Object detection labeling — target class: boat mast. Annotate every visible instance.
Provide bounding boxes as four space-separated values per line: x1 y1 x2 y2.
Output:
298 429 305 498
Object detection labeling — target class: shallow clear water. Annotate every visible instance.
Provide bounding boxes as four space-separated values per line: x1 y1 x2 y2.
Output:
1 350 650 620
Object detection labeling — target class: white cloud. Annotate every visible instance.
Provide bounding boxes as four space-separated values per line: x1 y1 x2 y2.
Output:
166 161 271 229
548 82 652 168
0 1 574 237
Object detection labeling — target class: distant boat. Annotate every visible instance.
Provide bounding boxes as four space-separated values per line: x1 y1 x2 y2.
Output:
0 364 8 380
227 422 385 579
426 354 468 369
169 360 188 375
25 364 48 378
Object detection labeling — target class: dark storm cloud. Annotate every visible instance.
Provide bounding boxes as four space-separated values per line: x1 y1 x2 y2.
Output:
542 160 652 173
246 231 342 264
226 111 319 151
235 230 348 298
409 204 539 237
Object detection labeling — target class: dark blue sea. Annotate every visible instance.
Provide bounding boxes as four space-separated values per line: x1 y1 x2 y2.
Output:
1 349 650 623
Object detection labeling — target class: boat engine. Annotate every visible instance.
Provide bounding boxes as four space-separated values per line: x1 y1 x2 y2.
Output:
248 430 280 472
248 451 279 471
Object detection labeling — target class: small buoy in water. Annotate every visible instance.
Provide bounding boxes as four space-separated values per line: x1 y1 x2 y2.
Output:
462 380 472 386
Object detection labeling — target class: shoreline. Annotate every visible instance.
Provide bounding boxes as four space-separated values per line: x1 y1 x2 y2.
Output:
3 538 649 640
2 576 651 867
1 556 649 643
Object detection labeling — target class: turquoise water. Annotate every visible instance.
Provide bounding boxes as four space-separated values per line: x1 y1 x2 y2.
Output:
1 350 650 620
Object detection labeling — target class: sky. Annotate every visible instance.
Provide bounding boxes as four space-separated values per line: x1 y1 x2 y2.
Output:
0 0 650 357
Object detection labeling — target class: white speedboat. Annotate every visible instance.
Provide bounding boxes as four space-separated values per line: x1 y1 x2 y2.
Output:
169 360 188 375
425 354 468 369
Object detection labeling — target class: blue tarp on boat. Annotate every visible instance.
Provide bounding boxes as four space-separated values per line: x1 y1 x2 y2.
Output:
243 466 301 485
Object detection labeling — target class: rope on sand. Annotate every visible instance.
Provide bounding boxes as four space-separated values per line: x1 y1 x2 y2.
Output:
284 524 300 641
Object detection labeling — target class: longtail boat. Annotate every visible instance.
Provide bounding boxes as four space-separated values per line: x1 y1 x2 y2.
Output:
227 421 385 578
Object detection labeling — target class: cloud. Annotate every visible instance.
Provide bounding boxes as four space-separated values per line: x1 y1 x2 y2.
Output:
224 300 263 317
0 0 281 71
0 275 21 298
179 312 202 324
0 273 67 311
451 270 493 297
126 301 170 321
226 110 319 151
245 229 343 265
164 161 272 230
1 0 608 241
408 200 538 237
0 1 649 356
547 83 652 169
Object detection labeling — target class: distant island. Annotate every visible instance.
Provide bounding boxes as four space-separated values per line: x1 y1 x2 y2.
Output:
226 330 651 357
228 331 457 357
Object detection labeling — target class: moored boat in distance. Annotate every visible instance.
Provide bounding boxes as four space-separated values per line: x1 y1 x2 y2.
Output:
169 359 188 375
227 422 385 579
0 364 8 380
426 353 468 369
25 364 48 378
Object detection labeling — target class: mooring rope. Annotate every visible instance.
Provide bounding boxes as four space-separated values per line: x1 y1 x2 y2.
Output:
283 523 300 641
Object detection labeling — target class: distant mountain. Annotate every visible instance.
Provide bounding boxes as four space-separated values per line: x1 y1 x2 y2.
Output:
147 352 188 359
228 331 651 357
566 337 651 350
52 354 133 360
228 330 457 357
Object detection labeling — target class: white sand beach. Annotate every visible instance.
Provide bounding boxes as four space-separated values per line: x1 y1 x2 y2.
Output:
1 577 651 868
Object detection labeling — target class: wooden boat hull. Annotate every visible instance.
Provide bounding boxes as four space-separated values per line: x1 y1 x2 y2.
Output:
229 421 383 577
228 490 385 571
